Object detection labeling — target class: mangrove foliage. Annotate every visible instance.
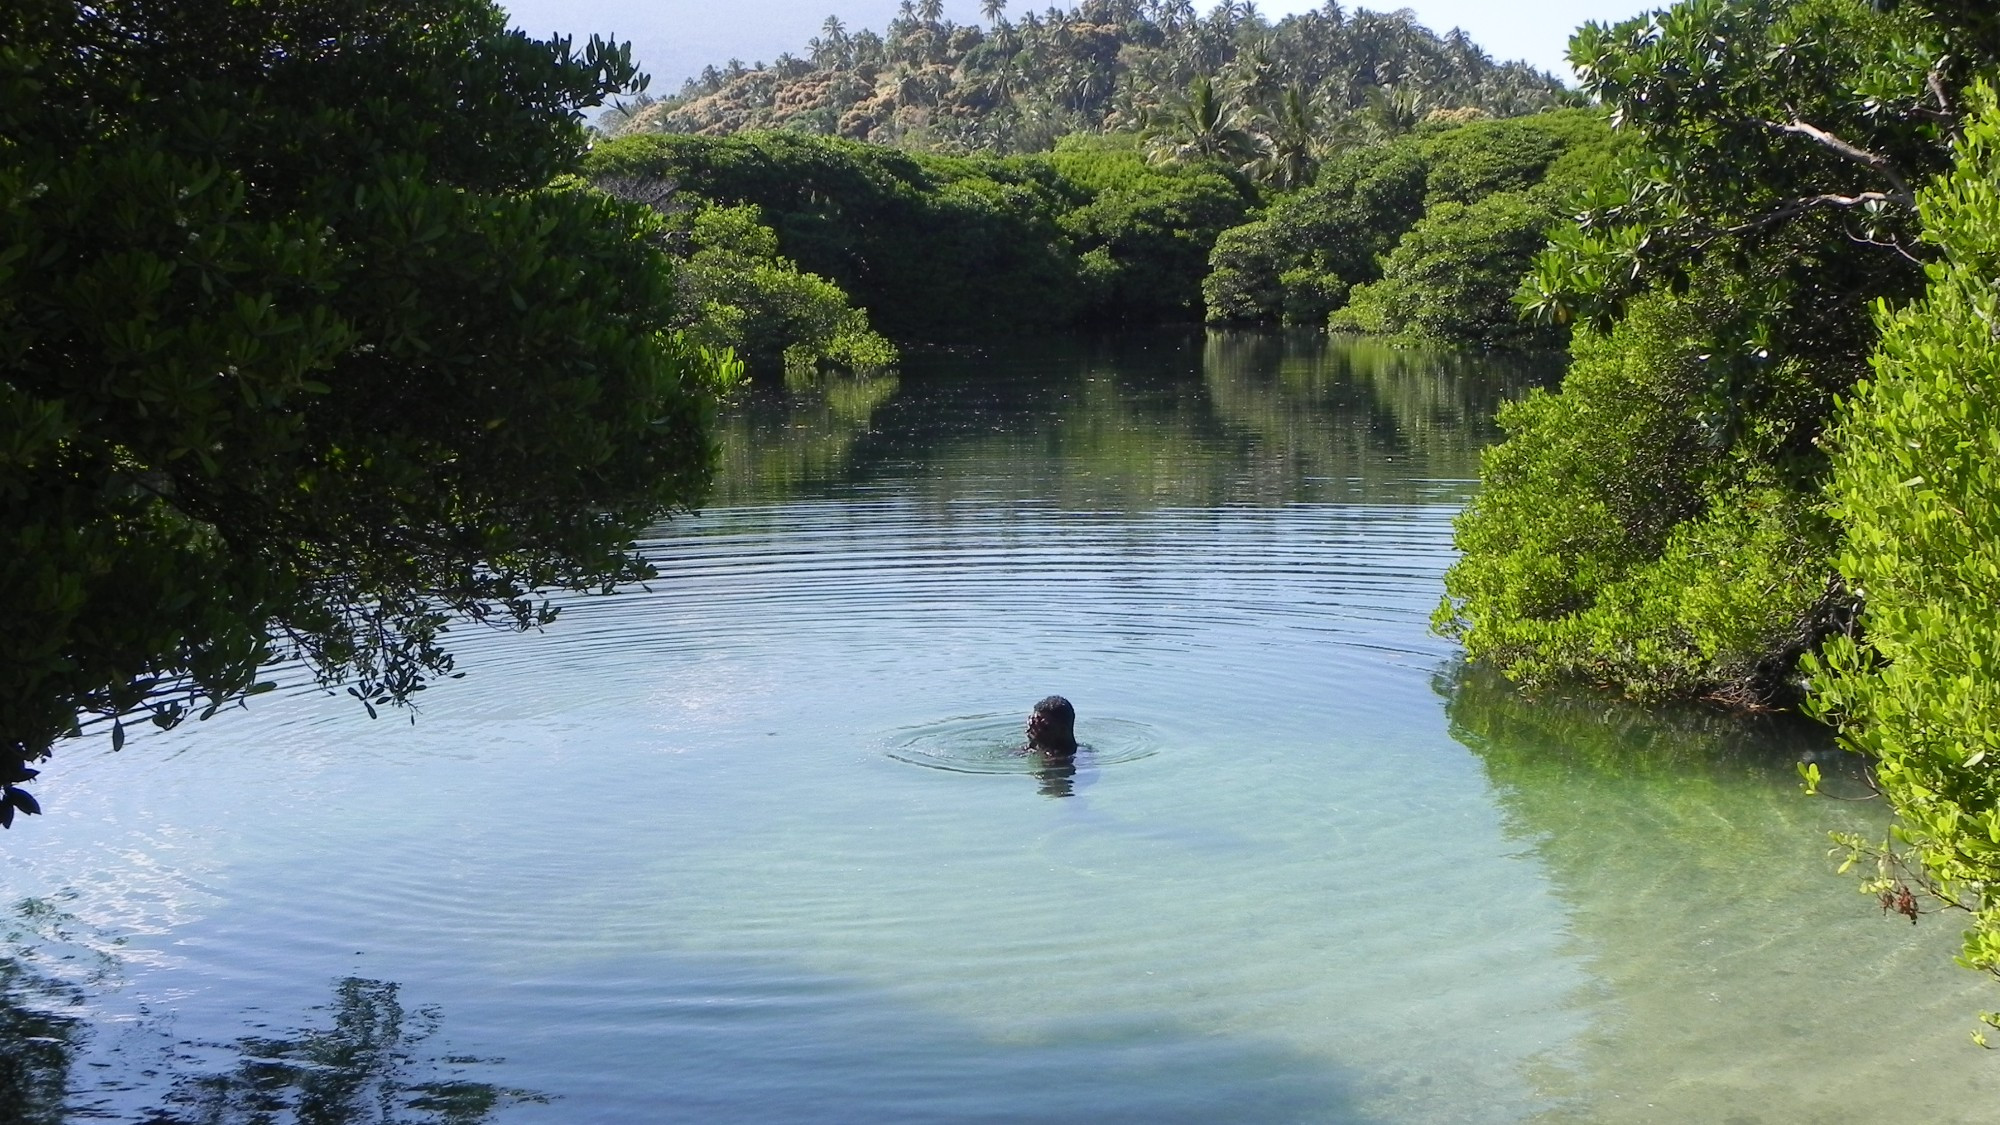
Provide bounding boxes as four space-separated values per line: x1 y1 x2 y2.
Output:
0 0 732 821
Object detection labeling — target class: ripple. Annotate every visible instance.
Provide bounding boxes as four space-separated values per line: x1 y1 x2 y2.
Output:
882 714 1161 775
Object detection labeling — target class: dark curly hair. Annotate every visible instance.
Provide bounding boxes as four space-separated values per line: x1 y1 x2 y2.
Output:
1026 695 1077 750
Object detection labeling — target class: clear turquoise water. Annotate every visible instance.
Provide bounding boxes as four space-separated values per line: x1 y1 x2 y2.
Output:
5 333 1995 1123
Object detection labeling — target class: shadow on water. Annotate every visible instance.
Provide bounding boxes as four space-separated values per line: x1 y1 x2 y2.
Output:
0 900 537 1125
710 330 1558 507
1435 665 1997 1123
490 950 1389 1125
0 914 1390 1125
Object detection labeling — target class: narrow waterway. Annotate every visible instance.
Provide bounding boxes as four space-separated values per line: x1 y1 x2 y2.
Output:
4 333 1991 1123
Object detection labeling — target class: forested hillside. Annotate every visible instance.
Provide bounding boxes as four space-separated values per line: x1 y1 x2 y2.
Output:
601 0 1568 159
579 2 1593 367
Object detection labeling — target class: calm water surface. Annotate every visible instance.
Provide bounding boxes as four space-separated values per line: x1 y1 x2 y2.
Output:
6 333 1996 1123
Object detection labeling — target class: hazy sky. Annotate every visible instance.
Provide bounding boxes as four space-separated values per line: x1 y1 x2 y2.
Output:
499 0 1659 95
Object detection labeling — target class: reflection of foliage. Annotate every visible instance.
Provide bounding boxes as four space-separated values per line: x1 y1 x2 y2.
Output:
1440 661 1844 781
1 897 525 1125
160 978 537 1125
0 990 73 1125
0 894 119 1125
1431 667 2000 1121
1200 331 1556 500
711 370 902 506
707 332 1552 508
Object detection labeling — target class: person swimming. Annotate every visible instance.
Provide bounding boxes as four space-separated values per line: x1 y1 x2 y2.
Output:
1024 695 1078 753
1022 695 1080 797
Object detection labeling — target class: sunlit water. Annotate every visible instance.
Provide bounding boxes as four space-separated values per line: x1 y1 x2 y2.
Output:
6 333 1997 1123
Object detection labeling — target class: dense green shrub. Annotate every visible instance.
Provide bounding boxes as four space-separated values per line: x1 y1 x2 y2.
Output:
1202 135 1428 326
677 204 897 374
1331 189 1566 348
1436 290 1840 704
1809 88 2000 997
1418 113 1588 203
1441 0 1992 710
586 131 1252 338
1203 110 1612 334
1048 138 1256 321
1201 221 1286 324
586 131 1081 339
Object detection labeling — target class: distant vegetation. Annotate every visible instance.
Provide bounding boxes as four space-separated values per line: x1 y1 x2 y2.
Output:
584 0 1587 363
601 0 1567 160
586 130 1258 340
1208 108 1616 347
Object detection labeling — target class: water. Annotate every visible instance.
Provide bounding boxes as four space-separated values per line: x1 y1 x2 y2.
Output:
5 332 1995 1123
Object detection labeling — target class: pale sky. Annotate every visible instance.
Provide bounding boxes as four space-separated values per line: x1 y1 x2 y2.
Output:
500 0 1659 95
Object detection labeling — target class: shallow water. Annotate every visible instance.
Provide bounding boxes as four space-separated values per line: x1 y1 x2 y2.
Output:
5 332 1996 1123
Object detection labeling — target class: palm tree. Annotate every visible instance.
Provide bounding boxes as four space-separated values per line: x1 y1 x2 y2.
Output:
981 0 1008 25
1225 36 1282 107
1247 83 1322 189
1355 83 1425 140
918 0 945 24
1143 74 1258 165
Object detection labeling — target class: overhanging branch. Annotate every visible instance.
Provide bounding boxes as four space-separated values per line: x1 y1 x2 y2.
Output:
1719 190 1898 238
1759 117 1916 208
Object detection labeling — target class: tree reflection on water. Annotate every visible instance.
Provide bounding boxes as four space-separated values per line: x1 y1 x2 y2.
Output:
0 895 112 1125
154 976 541 1125
0 899 537 1125
706 330 1558 509
1431 664 1996 1124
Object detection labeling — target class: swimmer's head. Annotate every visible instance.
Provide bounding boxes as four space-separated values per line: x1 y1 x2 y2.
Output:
1026 695 1077 750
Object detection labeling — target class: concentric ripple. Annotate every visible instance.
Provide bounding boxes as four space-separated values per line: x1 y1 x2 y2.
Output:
882 714 1161 775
